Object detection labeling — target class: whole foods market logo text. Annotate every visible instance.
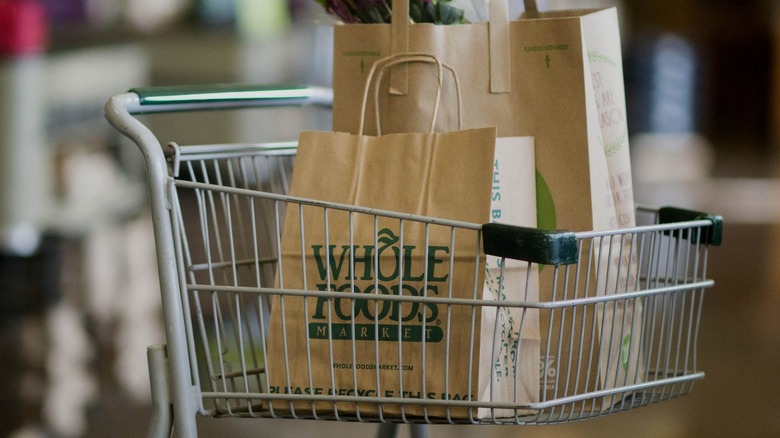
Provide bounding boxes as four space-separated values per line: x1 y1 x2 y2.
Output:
309 228 447 343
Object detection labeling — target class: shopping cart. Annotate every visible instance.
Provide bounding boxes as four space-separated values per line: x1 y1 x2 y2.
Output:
105 84 723 438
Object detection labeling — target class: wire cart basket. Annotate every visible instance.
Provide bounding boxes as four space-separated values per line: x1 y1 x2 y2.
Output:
105 85 723 437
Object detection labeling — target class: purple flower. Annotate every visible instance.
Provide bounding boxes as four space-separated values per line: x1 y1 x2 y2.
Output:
315 0 464 24
326 0 358 23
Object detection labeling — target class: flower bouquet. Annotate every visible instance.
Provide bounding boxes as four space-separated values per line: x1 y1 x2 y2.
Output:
314 0 468 24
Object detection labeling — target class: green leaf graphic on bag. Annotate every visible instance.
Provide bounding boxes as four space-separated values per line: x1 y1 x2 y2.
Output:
604 130 627 157
535 170 556 231
535 170 556 273
621 334 631 372
588 51 616 67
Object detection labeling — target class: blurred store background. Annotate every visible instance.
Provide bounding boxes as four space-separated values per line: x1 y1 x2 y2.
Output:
1 0 779 437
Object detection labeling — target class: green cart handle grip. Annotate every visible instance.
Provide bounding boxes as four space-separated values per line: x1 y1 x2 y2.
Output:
127 84 333 113
658 206 723 246
482 223 579 266
483 206 723 265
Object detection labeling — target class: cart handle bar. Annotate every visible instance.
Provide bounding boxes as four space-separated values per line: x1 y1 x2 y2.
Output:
483 206 723 265
125 84 333 114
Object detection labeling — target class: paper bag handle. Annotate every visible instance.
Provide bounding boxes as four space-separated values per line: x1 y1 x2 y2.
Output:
388 0 539 95
359 52 463 135
373 55 463 135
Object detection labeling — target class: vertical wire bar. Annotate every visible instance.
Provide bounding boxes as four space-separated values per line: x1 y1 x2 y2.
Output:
687 227 705 375
609 233 630 412
600 234 620 413
322 207 340 421
649 230 669 402
254 191 270 413
570 251 587 417
641 229 662 403
678 248 697 397
443 226 457 423
202 160 226 280
348 211 362 421
261 198 283 418
670 230 694 398
689 231 709 395
682 226 704 396
629 207 650 408
396 219 407 422
633 229 650 407
512 259 534 424
666 230 684 398
420 223 431 422
545 262 566 419
255 294 270 401
466 228 482 425
552 262 570 421
575 237 594 420
502 258 522 423
506 256 515 423
666 230 684 399
489 256 502 422
235 157 263 403
488 256 503 423
274 198 296 417
629 231 649 408
604 234 626 413
239 159 262 397
252 155 275 287
560 262 577 417
227 157 250 262
373 214 385 422
583 237 601 415
299 203 320 419
618 232 642 411
540 262 556 409
661 230 684 398
678 228 698 398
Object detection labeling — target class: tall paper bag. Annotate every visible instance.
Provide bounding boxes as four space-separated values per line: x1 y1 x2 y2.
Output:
331 4 644 409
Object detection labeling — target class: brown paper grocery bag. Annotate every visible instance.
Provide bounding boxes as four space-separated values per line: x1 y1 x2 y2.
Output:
331 2 644 410
332 3 635 231
265 53 501 418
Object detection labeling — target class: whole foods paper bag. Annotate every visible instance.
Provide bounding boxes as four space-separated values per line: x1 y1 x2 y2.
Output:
331 2 644 409
265 54 512 418
264 127 495 418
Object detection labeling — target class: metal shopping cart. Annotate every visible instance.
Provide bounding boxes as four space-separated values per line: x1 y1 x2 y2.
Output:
105 84 723 437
